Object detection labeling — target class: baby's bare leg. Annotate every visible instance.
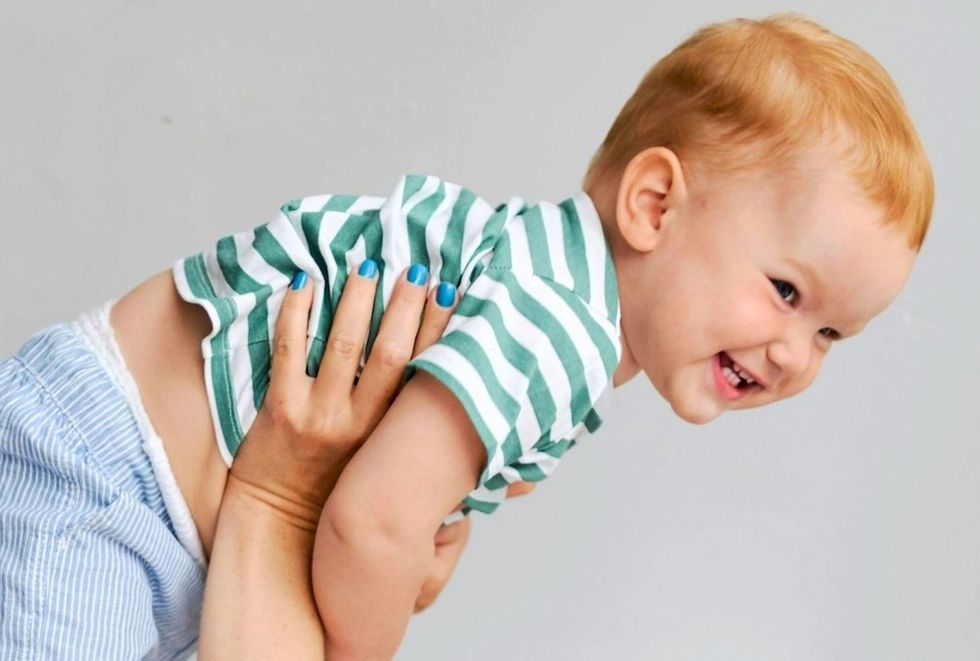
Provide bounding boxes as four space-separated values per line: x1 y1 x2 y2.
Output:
112 270 228 556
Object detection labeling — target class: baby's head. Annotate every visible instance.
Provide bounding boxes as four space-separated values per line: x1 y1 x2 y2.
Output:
584 13 933 424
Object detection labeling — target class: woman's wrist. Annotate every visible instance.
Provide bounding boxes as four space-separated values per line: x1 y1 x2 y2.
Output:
222 470 329 533
200 471 325 660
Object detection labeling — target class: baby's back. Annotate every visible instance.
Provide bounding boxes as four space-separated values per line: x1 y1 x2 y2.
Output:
116 174 622 545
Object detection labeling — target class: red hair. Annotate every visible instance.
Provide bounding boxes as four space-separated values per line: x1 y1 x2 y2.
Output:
583 13 933 249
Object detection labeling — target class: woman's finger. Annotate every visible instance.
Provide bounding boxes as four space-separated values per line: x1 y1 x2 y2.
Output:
311 261 380 403
268 271 316 397
412 281 457 358
352 264 430 422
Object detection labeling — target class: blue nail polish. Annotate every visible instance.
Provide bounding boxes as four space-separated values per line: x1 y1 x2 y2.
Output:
290 271 308 290
436 282 456 308
407 263 428 286
358 259 378 278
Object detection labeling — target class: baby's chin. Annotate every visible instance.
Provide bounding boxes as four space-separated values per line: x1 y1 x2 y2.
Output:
670 400 724 426
648 372 725 425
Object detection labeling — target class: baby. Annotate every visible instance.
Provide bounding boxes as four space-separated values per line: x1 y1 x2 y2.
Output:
0 11 933 660
159 13 932 658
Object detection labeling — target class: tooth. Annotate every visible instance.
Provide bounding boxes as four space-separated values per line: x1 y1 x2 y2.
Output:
722 366 740 386
732 360 755 384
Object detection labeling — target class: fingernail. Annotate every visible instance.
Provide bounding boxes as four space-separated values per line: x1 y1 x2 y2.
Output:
358 259 378 278
436 282 456 308
290 271 308 290
406 263 428 286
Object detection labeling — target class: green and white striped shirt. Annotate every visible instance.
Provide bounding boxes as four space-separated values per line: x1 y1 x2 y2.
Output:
173 174 621 515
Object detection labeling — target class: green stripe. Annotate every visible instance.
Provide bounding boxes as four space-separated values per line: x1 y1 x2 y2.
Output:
485 269 593 428
522 205 553 279
300 212 333 372
252 225 299 279
182 254 244 455
452 292 556 437
401 174 426 205
216 237 273 410
438 187 476 284
584 407 603 433
539 277 620 377
461 495 500 515
487 232 511 270
406 178 444 267
604 246 619 324
439 331 522 465
483 474 510 490
476 200 525 257
540 438 573 458
323 194 358 212
510 462 548 482
558 198 590 300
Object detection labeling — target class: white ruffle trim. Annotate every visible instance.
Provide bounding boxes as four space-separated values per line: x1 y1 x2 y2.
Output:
71 299 207 569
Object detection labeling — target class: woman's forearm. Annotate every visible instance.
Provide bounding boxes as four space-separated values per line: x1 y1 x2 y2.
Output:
199 478 325 660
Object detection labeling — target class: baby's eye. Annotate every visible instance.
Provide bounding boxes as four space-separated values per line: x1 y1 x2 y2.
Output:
819 327 841 341
770 279 797 304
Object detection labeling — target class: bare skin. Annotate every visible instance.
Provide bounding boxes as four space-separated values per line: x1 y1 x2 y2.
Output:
111 270 228 556
109 267 534 618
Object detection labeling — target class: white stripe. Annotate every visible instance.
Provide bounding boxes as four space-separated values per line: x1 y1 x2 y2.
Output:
345 234 368 274
470 273 574 439
520 275 610 417
347 194 386 215
378 176 410 304
450 313 542 452
457 195 499 287
421 180 461 282
298 193 333 213
504 211 534 280
203 246 256 448
575 192 609 315
255 214 322 342
540 201 574 288
379 175 442 303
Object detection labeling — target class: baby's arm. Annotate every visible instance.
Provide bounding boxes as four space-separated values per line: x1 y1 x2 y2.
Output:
313 370 485 660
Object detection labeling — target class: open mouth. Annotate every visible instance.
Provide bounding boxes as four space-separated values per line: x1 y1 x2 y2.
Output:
713 351 761 400
719 351 758 389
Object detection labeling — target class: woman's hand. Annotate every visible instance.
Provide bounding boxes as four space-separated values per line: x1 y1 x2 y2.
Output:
200 264 538 657
227 266 455 529
200 265 459 659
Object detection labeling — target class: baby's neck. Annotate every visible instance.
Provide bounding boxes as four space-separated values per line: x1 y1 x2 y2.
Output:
583 180 641 387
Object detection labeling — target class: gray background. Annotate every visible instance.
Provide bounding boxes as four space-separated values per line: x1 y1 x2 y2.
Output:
1 1 977 659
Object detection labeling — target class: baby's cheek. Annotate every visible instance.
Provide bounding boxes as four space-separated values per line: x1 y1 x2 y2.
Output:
723 294 774 344
783 355 825 399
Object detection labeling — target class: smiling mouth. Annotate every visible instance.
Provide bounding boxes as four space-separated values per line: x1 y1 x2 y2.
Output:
719 351 758 389
713 352 762 401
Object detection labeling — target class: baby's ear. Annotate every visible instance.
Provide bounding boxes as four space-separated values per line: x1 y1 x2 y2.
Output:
615 147 688 252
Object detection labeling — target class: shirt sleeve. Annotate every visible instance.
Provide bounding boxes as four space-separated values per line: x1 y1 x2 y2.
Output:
407 266 621 515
